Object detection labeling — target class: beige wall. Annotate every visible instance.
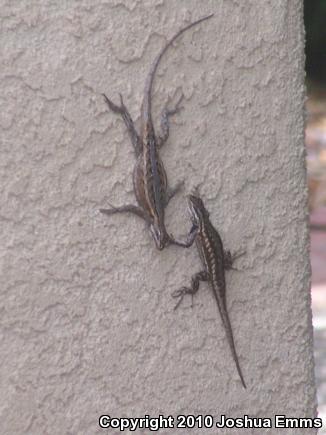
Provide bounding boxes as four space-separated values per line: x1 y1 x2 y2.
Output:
0 1 317 434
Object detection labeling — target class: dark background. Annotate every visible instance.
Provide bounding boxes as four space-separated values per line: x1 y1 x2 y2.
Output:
304 0 326 85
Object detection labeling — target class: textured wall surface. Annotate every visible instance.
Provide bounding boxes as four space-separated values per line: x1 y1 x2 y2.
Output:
0 0 317 434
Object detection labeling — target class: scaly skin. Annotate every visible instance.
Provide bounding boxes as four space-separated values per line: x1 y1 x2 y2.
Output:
173 193 247 389
100 15 213 250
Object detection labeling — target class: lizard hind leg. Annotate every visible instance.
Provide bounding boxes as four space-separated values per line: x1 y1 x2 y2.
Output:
172 270 209 310
157 94 184 148
224 249 246 270
102 93 142 156
102 93 125 114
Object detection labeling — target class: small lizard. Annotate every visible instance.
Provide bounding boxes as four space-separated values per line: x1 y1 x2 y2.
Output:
100 14 213 250
172 193 247 389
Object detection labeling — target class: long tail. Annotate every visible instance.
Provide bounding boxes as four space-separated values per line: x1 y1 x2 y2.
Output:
218 301 247 389
141 14 214 118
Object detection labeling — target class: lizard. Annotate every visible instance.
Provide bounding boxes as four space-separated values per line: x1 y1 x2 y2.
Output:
100 14 213 250
172 193 247 389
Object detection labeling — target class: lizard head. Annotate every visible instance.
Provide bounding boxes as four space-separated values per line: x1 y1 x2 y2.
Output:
187 193 209 227
149 220 168 250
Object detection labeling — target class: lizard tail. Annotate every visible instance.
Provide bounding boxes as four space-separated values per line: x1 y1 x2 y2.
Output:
219 306 247 389
142 14 214 118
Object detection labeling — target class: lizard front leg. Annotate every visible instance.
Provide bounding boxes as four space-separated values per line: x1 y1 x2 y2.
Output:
172 270 209 310
157 94 184 148
168 222 198 249
100 203 148 221
165 180 184 205
103 93 142 156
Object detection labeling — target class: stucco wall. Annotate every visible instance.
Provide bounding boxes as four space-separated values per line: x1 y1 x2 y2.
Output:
0 1 317 434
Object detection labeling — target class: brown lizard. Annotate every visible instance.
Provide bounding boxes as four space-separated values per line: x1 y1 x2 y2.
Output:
100 14 213 250
172 193 247 388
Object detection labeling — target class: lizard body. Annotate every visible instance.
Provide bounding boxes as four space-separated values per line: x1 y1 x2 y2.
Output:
100 15 213 249
173 193 247 389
